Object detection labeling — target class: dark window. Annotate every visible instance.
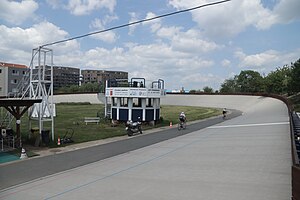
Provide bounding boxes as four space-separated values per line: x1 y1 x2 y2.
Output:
12 70 19 75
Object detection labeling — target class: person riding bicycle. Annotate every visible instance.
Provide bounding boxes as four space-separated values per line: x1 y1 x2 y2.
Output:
222 108 227 118
179 112 186 123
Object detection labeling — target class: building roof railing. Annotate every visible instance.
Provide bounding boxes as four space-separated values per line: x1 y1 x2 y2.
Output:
105 78 165 98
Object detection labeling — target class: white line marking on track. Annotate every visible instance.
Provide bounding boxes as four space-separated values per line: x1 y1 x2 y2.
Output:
208 122 289 129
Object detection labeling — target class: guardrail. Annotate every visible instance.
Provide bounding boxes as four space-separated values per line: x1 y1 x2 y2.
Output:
291 112 300 200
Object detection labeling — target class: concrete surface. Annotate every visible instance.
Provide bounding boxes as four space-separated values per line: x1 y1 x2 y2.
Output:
0 95 291 200
53 93 102 104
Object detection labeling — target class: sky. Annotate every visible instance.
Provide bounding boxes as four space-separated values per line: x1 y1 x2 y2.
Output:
0 0 300 91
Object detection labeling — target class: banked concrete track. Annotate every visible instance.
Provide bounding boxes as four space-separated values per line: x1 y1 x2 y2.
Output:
0 94 291 200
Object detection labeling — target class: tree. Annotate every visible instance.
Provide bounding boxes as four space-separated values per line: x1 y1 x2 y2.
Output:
220 77 238 93
288 59 300 95
264 66 291 94
203 86 214 93
236 70 264 93
80 82 101 92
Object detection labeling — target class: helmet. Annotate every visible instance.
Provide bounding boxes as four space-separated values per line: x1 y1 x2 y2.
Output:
181 112 185 114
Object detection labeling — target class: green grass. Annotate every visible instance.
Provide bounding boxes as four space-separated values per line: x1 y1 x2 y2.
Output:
16 104 221 147
159 105 221 126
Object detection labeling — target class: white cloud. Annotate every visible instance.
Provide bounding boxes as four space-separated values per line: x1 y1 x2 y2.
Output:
89 16 118 43
234 49 300 72
128 12 162 35
47 0 117 15
66 0 116 15
129 9 221 55
169 0 265 37
168 0 300 37
0 22 79 64
142 12 162 33
128 12 139 35
156 26 222 53
273 0 300 23
156 26 182 39
0 0 38 25
235 49 279 68
89 31 118 43
140 12 222 54
171 29 221 53
221 59 231 67
71 42 215 89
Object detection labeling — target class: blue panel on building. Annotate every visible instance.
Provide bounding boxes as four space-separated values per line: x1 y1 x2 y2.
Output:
112 108 117 120
132 109 143 121
119 109 129 121
146 109 154 121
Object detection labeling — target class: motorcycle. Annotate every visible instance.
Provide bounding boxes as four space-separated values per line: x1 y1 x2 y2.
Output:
125 117 142 136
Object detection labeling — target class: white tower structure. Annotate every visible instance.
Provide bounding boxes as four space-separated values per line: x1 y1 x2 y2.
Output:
28 47 55 141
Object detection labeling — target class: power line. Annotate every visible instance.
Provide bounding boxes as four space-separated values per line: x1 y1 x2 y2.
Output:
41 0 231 47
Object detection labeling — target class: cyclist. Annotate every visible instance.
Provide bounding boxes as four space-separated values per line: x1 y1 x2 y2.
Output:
179 112 186 125
222 108 227 118
178 112 187 130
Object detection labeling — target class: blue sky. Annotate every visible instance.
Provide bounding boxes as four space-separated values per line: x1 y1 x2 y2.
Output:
0 0 300 91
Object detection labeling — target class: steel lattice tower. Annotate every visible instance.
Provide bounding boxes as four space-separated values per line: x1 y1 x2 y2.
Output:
28 47 55 141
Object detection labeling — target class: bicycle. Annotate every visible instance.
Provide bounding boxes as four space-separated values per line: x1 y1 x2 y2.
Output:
222 109 227 119
178 120 186 130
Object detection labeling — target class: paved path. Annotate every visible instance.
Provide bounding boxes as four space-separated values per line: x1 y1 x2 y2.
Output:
0 95 291 200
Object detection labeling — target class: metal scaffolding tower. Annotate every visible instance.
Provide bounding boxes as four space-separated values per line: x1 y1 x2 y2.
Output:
28 47 55 141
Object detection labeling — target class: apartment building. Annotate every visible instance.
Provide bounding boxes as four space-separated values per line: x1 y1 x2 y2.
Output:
0 62 29 97
81 70 128 85
52 66 80 90
33 65 80 91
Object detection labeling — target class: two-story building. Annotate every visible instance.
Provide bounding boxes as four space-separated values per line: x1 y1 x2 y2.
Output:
105 78 165 123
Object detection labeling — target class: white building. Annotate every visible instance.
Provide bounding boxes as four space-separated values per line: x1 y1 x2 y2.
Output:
0 62 29 97
105 78 165 122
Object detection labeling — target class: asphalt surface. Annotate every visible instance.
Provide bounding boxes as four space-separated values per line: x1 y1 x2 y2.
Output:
0 95 291 200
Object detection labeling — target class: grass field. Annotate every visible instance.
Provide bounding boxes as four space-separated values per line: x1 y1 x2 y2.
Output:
18 103 221 147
